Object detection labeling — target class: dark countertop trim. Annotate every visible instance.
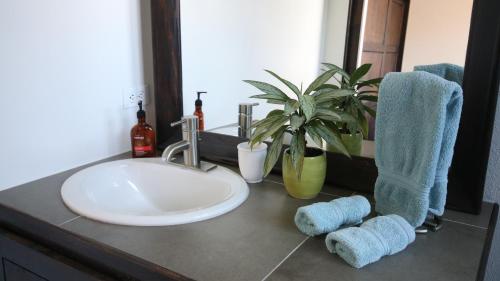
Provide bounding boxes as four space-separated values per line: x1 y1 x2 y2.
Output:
0 202 191 281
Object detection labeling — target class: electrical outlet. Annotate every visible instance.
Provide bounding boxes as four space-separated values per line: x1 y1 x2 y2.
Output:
123 85 150 109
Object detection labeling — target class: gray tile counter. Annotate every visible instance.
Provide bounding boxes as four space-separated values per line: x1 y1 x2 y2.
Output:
0 154 492 281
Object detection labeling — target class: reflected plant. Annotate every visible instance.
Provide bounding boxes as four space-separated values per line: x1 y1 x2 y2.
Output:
243 69 357 179
320 63 382 137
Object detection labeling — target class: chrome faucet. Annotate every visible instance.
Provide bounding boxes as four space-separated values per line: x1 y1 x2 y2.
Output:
238 102 259 138
161 115 217 172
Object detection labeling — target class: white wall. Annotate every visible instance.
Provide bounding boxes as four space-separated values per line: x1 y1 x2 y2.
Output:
321 0 350 67
401 0 473 71
0 0 154 190
181 0 327 129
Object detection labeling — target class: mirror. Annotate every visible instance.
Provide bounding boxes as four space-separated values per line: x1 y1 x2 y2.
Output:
180 0 473 159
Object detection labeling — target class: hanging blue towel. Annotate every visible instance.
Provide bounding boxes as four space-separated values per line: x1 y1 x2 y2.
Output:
294 195 371 236
374 71 463 227
414 63 464 86
325 214 415 268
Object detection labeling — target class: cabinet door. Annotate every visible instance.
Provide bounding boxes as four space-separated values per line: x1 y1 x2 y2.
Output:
2 259 48 281
0 229 115 281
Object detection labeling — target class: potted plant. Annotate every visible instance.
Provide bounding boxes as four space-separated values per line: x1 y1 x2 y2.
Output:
320 63 382 156
243 69 355 199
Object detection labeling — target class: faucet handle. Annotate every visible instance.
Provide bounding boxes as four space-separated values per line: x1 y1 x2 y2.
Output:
171 115 199 131
171 120 183 127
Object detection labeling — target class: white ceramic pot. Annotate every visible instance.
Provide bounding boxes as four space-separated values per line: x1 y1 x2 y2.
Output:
237 142 267 183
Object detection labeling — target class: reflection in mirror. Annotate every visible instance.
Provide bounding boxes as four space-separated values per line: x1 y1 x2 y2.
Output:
353 0 472 139
181 0 473 158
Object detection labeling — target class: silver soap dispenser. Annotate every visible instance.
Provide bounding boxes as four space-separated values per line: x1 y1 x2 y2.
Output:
238 102 259 138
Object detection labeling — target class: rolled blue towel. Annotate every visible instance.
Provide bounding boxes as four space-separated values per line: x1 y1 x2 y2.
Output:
414 63 464 85
374 71 463 227
294 195 371 236
325 214 415 268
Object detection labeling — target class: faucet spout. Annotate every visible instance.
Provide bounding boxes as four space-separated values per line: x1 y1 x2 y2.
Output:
162 115 217 172
161 140 190 163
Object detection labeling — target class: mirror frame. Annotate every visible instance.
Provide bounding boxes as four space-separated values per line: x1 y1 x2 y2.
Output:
150 0 500 214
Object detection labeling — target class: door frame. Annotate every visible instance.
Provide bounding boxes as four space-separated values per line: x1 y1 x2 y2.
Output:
343 0 410 73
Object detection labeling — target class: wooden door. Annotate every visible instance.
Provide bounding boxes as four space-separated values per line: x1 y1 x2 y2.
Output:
360 0 409 79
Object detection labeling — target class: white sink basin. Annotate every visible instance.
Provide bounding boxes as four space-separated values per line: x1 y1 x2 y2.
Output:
61 158 249 226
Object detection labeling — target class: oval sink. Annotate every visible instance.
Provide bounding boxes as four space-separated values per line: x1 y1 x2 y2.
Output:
61 158 249 226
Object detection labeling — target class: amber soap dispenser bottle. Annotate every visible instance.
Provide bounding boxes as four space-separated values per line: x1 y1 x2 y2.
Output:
194 91 206 131
131 101 156 158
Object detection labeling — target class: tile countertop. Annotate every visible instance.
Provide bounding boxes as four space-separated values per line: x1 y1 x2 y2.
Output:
0 154 493 281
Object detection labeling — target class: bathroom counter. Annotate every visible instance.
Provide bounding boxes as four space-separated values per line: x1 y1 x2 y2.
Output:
0 154 494 281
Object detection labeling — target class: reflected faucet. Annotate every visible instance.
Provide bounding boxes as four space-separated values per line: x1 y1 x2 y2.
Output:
161 115 217 172
238 102 259 138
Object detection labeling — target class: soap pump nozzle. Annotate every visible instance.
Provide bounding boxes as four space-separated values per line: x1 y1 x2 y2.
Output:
195 91 207 107
137 100 145 119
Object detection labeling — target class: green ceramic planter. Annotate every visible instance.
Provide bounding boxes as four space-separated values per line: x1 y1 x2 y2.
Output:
282 148 327 199
327 132 363 156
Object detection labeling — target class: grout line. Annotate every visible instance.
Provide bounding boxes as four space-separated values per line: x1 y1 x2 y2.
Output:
263 179 284 186
441 218 487 230
319 191 341 198
261 236 310 281
58 216 81 226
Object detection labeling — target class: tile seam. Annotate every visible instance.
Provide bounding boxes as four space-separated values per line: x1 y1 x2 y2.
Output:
261 236 310 281
58 216 81 226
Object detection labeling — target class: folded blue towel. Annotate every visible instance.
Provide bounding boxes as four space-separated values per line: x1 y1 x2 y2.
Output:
414 63 464 85
374 71 463 227
294 195 371 236
325 214 415 268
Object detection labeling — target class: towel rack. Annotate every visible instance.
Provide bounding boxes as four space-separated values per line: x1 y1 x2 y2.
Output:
415 214 443 234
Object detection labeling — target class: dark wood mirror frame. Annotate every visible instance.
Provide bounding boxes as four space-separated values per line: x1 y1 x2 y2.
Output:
151 0 500 215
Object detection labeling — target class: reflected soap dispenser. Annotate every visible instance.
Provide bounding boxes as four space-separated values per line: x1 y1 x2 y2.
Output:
131 101 156 158
194 91 206 131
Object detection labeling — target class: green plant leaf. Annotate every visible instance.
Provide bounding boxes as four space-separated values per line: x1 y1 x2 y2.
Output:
284 100 299 115
313 89 355 105
364 104 376 118
249 94 287 104
313 108 342 122
299 95 316 121
251 110 284 128
358 95 378 102
251 115 289 147
357 110 368 137
358 90 379 95
305 121 324 148
337 111 358 124
315 83 340 91
315 122 350 157
290 114 305 131
265 70 302 98
244 80 290 102
357 77 382 88
304 69 338 95
349 64 372 86
266 99 288 105
263 126 287 176
290 132 305 179
322 63 350 81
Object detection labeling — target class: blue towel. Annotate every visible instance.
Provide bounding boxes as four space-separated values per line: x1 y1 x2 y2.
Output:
295 195 371 236
374 71 463 227
414 63 464 86
325 214 415 268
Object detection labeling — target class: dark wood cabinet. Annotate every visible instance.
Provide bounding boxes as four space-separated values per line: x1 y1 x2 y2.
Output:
0 229 114 281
